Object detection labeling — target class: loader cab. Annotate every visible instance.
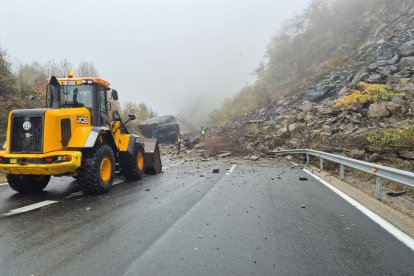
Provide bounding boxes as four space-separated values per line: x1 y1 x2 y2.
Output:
47 75 116 127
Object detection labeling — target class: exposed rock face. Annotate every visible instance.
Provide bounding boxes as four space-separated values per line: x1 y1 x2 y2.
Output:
138 115 180 144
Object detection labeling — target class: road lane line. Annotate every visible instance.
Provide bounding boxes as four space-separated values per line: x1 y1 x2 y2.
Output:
0 182 8 186
304 169 414 251
226 164 237 176
4 200 58 216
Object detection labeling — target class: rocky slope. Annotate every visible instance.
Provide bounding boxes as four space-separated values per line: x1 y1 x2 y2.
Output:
207 3 414 169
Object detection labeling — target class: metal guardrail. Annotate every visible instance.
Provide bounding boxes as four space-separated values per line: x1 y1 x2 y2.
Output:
268 149 414 200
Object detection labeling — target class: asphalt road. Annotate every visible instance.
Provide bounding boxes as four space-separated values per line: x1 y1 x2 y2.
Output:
0 157 413 276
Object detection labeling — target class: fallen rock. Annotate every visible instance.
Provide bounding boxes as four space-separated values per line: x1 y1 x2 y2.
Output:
250 155 260 161
307 85 335 102
349 149 365 159
399 57 414 69
212 169 220 173
138 115 180 144
299 177 308 181
350 67 368 86
387 191 406 197
398 150 414 160
218 152 232 158
368 153 382 162
399 40 414 57
388 54 400 65
368 103 390 118
145 187 150 191
386 102 403 115
317 106 334 115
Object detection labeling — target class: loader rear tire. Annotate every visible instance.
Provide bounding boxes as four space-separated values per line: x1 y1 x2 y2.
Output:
7 174 50 193
121 143 145 181
77 145 115 195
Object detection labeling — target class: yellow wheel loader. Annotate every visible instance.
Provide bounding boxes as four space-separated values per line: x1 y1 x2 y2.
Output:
0 74 162 195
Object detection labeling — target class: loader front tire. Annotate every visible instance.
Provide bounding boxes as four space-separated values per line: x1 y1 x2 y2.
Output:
7 174 50 193
77 145 115 195
121 143 145 181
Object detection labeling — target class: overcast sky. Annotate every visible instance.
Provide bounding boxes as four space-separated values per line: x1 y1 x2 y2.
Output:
0 0 309 122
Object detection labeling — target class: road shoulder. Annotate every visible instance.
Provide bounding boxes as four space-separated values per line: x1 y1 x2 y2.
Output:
306 166 414 238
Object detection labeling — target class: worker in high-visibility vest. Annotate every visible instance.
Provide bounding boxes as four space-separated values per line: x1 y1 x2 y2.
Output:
201 127 207 141
175 135 182 157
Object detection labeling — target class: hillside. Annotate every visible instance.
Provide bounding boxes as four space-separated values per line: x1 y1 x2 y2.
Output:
207 0 414 169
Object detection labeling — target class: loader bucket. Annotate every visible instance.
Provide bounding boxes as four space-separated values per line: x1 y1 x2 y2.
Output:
141 138 162 174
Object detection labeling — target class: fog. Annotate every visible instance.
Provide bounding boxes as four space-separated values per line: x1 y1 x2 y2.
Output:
0 0 308 124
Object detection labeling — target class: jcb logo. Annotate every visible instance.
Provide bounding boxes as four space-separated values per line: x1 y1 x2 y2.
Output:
76 116 89 124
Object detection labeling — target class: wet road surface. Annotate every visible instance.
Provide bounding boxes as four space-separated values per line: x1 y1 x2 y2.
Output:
0 158 413 275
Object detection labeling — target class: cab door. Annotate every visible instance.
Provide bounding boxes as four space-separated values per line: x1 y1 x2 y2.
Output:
97 84 110 127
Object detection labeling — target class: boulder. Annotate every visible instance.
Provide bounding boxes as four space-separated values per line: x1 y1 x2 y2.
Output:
399 150 414 160
388 55 400 65
399 57 414 68
366 74 385 83
307 85 335 102
399 40 414 57
350 67 368 86
138 115 180 144
368 153 382 162
349 149 365 159
386 102 403 115
317 106 334 115
368 103 390 118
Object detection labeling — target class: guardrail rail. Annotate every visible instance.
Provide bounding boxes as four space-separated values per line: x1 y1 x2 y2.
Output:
268 149 414 200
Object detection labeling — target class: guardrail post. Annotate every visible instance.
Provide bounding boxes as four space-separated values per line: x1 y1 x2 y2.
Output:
375 177 382 200
306 154 310 164
320 158 324 170
339 164 345 180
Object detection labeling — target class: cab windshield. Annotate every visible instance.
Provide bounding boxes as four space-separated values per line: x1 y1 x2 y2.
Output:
60 84 93 108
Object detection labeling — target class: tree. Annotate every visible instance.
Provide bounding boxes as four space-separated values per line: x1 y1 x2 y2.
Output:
77 61 99 77
0 48 16 95
43 59 73 78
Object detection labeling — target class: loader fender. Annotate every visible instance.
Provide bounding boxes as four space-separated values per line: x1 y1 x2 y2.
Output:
68 127 117 151
126 135 140 155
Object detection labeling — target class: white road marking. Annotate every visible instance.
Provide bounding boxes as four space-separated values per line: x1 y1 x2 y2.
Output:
226 164 237 176
0 182 8 187
64 191 84 199
4 200 58 216
304 169 414 252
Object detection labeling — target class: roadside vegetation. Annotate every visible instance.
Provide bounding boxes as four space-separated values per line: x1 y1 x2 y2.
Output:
365 125 414 148
333 82 405 108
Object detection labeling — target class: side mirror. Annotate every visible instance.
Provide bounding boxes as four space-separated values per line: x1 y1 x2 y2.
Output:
106 101 112 111
128 114 136 121
111 89 118 101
